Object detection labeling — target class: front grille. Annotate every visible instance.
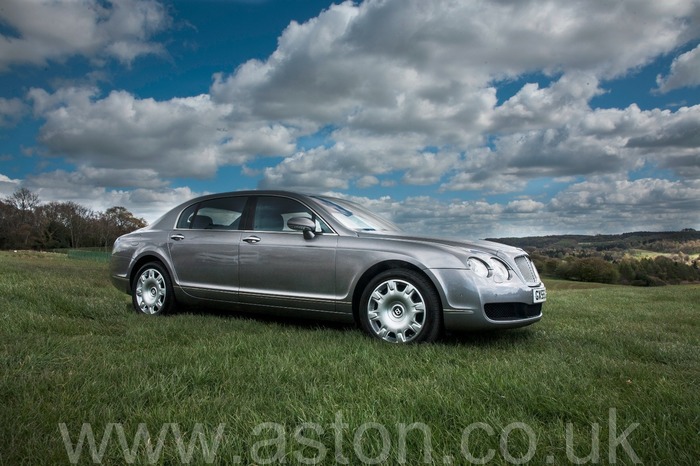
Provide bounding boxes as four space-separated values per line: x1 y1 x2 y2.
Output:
484 303 542 321
515 255 538 284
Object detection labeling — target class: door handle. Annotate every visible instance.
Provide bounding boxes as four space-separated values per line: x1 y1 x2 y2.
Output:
243 235 261 244
170 234 185 241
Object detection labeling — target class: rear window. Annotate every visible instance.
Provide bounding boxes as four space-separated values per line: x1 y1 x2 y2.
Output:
177 197 247 230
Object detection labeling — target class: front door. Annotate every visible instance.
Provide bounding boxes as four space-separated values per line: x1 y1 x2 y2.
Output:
238 195 338 312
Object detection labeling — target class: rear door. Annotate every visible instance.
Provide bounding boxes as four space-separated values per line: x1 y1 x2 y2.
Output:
168 196 246 302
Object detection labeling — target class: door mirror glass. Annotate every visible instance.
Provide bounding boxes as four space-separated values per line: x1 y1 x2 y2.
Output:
287 216 316 232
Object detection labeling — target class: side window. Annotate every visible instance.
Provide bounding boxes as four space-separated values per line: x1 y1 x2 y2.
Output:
178 197 247 230
176 204 198 229
253 196 332 233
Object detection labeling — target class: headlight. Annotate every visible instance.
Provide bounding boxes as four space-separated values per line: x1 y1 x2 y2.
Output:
490 259 511 283
467 258 490 278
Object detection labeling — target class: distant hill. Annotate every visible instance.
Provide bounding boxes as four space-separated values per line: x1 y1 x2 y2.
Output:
489 230 700 255
488 230 700 286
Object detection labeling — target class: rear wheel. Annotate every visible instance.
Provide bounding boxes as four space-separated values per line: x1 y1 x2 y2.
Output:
359 269 442 343
132 262 174 315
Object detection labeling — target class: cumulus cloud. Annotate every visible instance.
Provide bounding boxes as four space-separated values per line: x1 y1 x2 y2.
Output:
27 87 300 180
547 177 700 233
28 88 226 178
505 199 547 214
0 97 28 126
333 194 548 239
0 0 170 71
23 168 203 222
0 173 22 197
491 73 603 133
624 105 700 179
333 176 700 238
625 105 700 150
656 44 700 93
212 0 699 120
207 0 700 199
13 0 700 233
102 187 205 222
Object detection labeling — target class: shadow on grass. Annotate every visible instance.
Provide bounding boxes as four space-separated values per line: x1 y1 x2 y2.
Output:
125 302 539 346
125 304 537 347
172 303 356 333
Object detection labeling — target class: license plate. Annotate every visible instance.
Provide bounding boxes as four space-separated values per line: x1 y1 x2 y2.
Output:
533 287 547 303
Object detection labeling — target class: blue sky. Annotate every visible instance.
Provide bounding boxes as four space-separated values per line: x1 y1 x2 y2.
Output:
1 0 699 238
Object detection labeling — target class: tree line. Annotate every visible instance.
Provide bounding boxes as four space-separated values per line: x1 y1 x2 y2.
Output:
0 188 147 250
532 254 700 286
496 230 700 286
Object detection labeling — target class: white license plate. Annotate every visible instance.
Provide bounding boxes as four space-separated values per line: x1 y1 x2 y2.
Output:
533 287 547 303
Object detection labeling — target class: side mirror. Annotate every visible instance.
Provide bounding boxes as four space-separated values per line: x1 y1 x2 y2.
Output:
287 217 316 240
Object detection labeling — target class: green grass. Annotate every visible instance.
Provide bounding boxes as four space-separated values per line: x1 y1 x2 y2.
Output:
1 251 699 465
626 249 700 261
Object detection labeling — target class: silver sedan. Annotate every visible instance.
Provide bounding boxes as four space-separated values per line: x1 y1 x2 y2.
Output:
110 191 545 343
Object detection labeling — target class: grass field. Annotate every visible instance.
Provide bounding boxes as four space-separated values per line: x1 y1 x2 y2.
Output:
625 249 700 262
1 251 698 465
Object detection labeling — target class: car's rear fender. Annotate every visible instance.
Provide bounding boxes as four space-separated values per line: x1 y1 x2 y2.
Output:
124 245 175 295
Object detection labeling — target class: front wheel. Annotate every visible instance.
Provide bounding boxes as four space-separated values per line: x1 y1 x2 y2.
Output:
359 269 442 343
132 262 174 315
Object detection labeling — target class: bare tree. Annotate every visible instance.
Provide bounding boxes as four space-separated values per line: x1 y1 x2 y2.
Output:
0 188 147 250
4 188 41 247
40 201 96 248
6 188 40 216
0 199 13 248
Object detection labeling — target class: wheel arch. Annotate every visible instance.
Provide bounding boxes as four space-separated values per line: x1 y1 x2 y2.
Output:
128 253 173 293
351 260 444 325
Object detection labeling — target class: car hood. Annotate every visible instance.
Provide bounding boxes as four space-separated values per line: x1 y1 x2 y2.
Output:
356 231 525 258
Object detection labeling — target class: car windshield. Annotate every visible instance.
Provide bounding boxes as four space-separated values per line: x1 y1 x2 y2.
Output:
313 196 400 232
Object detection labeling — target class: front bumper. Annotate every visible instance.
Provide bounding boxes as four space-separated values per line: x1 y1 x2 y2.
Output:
426 268 544 331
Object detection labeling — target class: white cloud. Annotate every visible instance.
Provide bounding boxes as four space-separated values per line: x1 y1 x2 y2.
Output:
212 0 699 120
492 73 603 133
0 97 28 126
441 99 700 194
22 168 202 222
0 173 22 198
26 167 168 191
505 199 547 214
206 0 700 198
27 87 300 180
656 44 700 93
27 89 215 177
335 176 700 239
551 177 700 212
106 187 205 222
10 0 700 234
625 104 700 178
260 149 351 191
547 177 700 233
356 175 379 189
0 0 170 71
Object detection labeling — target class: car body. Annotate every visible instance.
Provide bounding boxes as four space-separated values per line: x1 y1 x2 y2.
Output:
110 190 545 343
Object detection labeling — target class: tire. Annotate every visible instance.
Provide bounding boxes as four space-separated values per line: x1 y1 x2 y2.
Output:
132 262 175 315
359 269 442 343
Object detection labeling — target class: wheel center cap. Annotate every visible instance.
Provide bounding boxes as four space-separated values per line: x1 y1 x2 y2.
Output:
391 304 404 318
150 288 157 297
